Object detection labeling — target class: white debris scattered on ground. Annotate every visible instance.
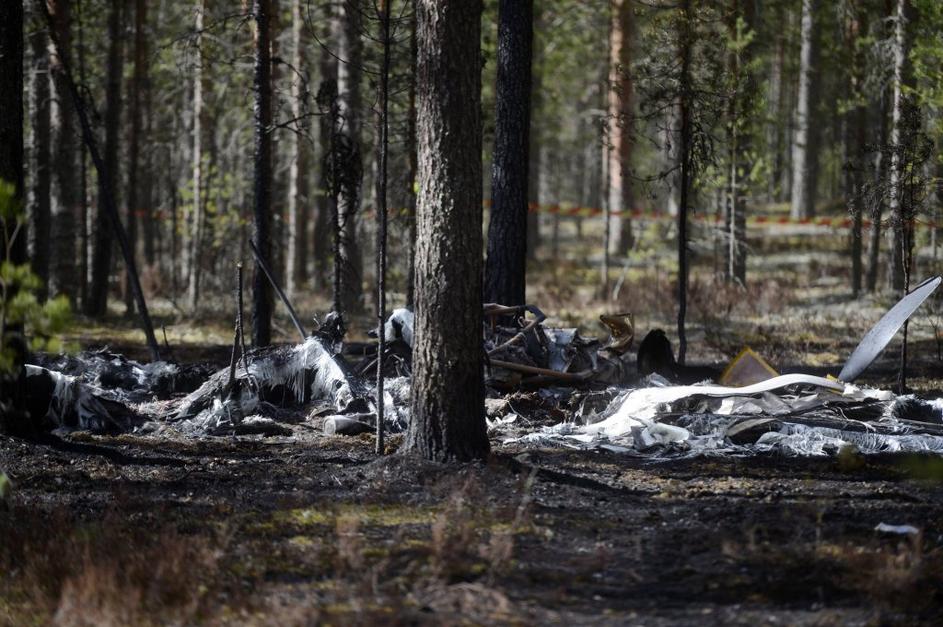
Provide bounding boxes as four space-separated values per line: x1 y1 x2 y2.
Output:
499 377 943 458
874 523 921 536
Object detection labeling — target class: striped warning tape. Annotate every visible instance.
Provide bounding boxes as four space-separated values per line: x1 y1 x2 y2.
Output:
517 201 943 230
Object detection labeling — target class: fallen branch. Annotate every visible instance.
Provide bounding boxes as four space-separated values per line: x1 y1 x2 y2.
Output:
41 0 160 361
488 358 595 384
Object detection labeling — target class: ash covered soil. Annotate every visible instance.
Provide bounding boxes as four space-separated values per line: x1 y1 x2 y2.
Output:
4 420 943 625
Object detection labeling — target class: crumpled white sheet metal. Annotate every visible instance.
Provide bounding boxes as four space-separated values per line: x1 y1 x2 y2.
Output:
755 424 943 456
173 336 362 432
26 365 135 432
501 377 943 458
383 308 414 347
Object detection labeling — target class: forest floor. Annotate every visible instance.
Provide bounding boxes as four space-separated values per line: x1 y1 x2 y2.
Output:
3 217 943 625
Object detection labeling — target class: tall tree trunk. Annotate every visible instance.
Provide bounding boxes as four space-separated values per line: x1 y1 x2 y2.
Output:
790 0 821 220
86 0 123 317
0 0 28 433
42 0 161 360
187 0 205 311
29 20 52 301
525 5 542 262
141 5 156 269
405 0 489 462
334 1 364 315
314 12 336 291
866 91 889 292
286 0 309 297
268 0 285 284
608 0 634 254
77 0 89 306
847 10 869 298
125 0 148 314
767 2 786 203
252 0 274 346
677 0 692 365
484 0 533 306
888 0 912 293
374 0 392 454
48 0 80 305
404 5 418 309
724 0 753 285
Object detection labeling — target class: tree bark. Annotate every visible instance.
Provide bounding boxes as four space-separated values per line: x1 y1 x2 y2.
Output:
866 90 889 292
677 0 692 366
85 0 123 318
375 0 392 454
0 0 28 432
405 0 489 462
29 20 52 301
888 0 912 293
252 0 274 347
846 10 869 298
187 0 206 311
314 12 336 291
125 0 149 314
608 0 634 254
790 0 821 220
48 0 80 305
767 2 786 203
404 5 418 309
41 0 161 361
525 5 542 262
286 0 310 297
484 0 533 307
77 0 89 306
333 1 364 315
723 0 753 285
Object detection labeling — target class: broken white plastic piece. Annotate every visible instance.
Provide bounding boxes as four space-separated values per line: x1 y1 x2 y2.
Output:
874 523 920 536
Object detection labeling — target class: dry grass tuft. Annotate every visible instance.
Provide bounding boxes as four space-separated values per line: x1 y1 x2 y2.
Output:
0 506 230 626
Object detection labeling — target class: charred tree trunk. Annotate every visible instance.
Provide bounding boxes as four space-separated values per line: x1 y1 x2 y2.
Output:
187 0 206 311
334 2 364 315
723 0 753 286
676 0 692 366
29 20 52 301
484 0 533 307
0 0 28 433
846 10 868 298
77 0 89 306
314 14 336 291
405 0 489 462
252 0 274 346
888 0 912 293
525 5 542 263
41 0 161 361
375 0 392 454
85 0 123 318
286 0 309 297
125 0 148 314
790 0 821 220
767 3 786 203
866 90 889 292
48 0 80 305
404 6 418 309
141 6 156 269
608 0 634 254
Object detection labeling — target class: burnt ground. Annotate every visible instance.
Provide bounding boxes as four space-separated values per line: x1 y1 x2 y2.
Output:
4 226 943 624
3 425 943 625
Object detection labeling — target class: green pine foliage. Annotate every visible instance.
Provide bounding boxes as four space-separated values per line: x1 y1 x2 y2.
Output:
0 180 71 374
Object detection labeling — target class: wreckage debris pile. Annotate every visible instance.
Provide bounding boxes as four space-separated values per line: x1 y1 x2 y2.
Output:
19 304 943 457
